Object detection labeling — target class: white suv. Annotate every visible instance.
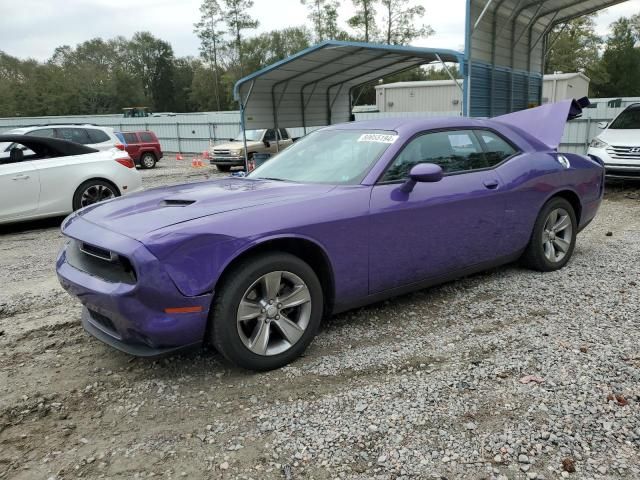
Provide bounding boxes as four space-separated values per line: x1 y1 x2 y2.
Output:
588 104 640 179
2 125 124 153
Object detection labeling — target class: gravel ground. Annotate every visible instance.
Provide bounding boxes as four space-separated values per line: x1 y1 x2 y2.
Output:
0 163 639 480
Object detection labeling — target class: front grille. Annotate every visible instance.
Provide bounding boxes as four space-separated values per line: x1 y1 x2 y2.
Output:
606 145 640 161
213 149 230 155
66 240 136 284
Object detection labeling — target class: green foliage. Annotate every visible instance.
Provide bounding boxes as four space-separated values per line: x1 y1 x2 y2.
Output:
301 0 346 41
222 0 259 76
595 17 640 97
348 0 379 43
193 0 226 110
380 0 433 45
546 13 640 98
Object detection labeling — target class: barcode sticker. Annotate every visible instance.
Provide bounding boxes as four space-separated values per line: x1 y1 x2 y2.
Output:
357 133 398 144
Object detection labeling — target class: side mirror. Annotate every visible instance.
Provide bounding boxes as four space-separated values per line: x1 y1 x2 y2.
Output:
263 140 271 148
597 121 608 129
400 163 443 193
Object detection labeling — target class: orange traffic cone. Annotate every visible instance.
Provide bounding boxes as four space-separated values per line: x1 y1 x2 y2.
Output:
202 150 210 160
176 153 184 161
191 157 199 168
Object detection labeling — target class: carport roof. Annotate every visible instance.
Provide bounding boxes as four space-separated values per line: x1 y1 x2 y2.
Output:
233 41 463 130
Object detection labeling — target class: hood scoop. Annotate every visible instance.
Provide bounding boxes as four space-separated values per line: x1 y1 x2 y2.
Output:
161 199 196 207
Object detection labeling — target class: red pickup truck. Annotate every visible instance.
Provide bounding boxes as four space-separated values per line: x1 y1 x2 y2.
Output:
116 131 163 169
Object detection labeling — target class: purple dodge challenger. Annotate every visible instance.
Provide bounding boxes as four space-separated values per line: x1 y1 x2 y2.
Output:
57 100 604 370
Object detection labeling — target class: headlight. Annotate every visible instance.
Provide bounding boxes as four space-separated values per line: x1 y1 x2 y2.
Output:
590 138 608 149
231 149 243 156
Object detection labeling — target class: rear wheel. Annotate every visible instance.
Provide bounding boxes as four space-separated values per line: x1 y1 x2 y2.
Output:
72 180 120 211
210 252 323 371
216 165 231 172
522 197 577 272
140 152 157 169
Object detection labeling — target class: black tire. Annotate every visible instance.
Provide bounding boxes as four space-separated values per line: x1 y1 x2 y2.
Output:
72 179 120 211
140 152 157 169
522 197 577 272
216 165 232 172
210 252 324 371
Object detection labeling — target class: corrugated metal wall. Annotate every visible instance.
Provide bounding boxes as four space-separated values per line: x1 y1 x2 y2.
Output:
1 98 636 154
376 82 463 113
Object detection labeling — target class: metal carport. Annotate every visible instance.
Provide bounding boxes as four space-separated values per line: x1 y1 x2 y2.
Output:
233 41 463 165
465 0 631 117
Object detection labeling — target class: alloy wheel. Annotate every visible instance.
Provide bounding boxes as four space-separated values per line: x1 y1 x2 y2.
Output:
236 270 312 356
542 207 573 263
80 184 115 207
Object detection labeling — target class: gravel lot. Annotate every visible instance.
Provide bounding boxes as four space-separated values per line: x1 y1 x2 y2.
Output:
1 162 639 480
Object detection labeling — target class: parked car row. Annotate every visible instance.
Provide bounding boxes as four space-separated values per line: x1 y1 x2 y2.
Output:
0 124 166 224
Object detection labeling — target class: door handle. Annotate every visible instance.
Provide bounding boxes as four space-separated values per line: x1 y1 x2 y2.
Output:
483 179 499 190
12 174 30 180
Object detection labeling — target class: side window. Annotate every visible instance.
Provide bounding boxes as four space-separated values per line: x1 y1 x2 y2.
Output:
382 130 486 182
139 132 155 142
264 129 277 142
56 128 92 144
25 128 55 138
279 128 289 140
86 129 110 143
0 142 35 164
478 131 517 166
123 133 138 144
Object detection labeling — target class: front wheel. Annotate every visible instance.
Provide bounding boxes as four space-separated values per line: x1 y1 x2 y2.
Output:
522 197 577 272
210 252 323 371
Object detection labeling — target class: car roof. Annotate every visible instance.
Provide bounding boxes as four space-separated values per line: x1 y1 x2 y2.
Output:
325 116 504 136
0 134 99 156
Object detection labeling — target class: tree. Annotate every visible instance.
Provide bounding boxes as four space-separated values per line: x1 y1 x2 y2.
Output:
194 0 226 110
545 16 602 74
301 0 342 41
380 0 433 45
348 0 379 42
126 32 176 111
595 17 640 97
222 0 259 77
242 27 313 73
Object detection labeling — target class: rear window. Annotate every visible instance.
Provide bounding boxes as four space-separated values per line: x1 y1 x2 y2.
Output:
139 132 155 142
56 128 92 144
609 108 640 129
86 129 110 143
123 133 138 144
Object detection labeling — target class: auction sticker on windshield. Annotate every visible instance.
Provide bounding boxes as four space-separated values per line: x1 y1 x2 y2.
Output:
357 133 398 144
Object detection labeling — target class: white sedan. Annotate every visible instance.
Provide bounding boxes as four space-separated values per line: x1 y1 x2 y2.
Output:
0 134 142 225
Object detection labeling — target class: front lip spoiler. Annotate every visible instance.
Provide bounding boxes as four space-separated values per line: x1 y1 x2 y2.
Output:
82 308 201 358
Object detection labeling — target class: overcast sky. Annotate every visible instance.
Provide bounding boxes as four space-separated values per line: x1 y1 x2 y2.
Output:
1 0 639 61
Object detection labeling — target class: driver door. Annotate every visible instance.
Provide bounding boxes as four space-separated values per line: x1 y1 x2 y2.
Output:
368 129 507 293
0 144 41 221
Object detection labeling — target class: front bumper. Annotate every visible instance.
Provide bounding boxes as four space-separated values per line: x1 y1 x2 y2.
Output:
210 155 245 166
56 216 212 356
588 146 640 179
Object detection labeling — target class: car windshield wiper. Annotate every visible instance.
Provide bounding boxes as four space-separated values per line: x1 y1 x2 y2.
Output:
256 176 286 182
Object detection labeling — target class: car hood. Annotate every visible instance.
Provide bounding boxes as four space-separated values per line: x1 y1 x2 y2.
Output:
212 140 261 151
77 178 334 241
598 129 640 146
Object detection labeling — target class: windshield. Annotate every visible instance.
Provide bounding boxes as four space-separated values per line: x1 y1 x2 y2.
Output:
248 129 397 184
609 108 640 129
234 129 265 141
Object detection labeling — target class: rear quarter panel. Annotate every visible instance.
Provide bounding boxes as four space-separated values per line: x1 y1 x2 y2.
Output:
35 153 141 215
496 151 603 253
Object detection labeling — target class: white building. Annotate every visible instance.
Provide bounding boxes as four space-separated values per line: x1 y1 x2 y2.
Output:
374 73 590 114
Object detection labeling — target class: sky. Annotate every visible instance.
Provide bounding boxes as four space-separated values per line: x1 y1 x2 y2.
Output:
0 0 639 61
